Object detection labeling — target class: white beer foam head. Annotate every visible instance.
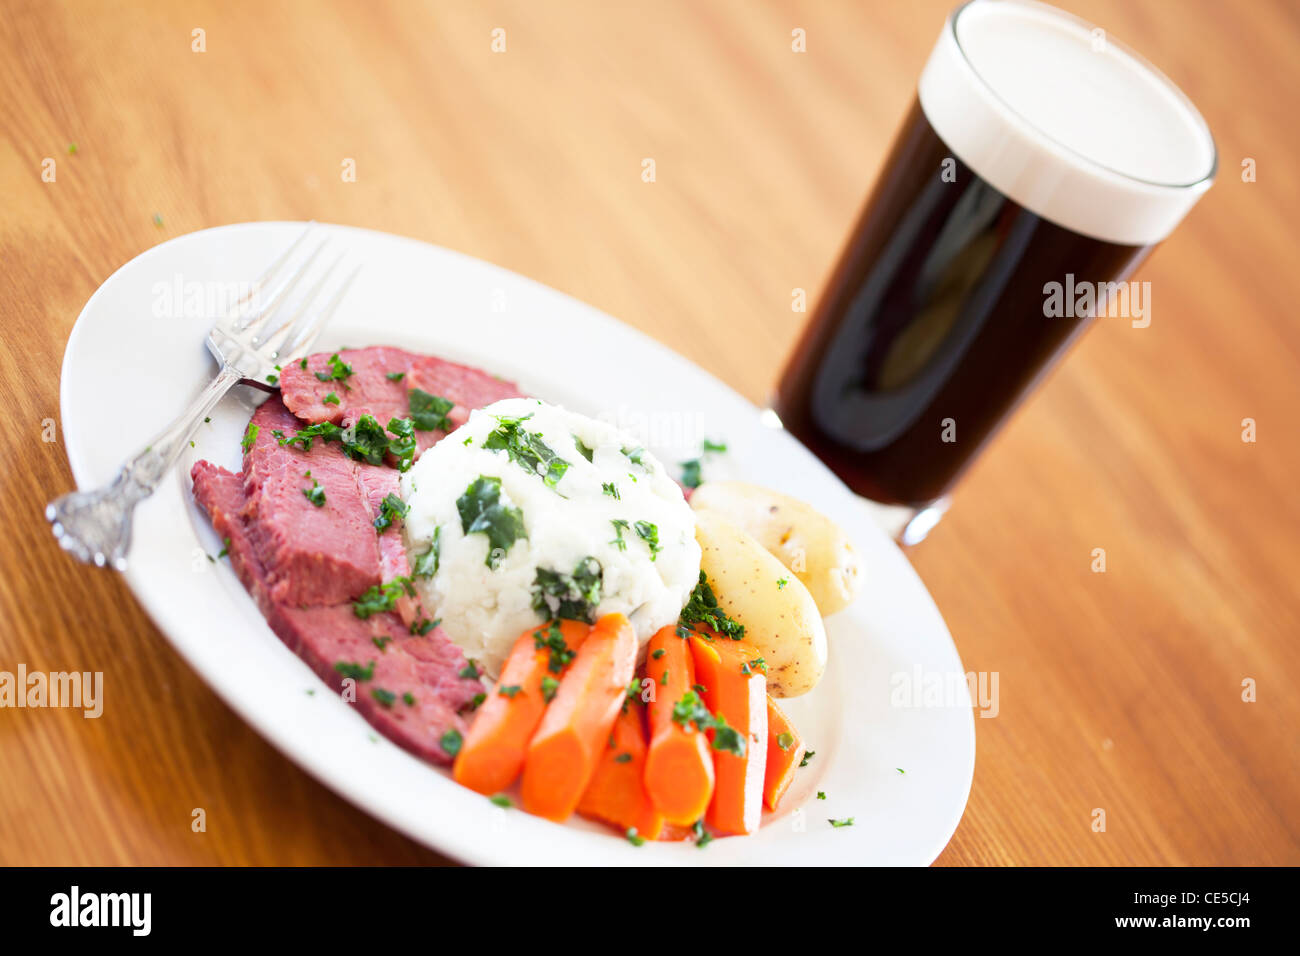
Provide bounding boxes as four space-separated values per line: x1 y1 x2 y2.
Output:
919 0 1216 245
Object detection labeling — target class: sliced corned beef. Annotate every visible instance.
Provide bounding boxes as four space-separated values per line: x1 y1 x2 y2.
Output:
241 397 382 607
280 346 527 457
191 460 481 765
356 464 425 630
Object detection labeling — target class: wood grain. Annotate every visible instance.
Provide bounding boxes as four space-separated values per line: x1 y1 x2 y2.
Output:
1 0 1297 865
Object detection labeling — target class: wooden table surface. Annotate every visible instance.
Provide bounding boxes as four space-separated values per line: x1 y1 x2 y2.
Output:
2 0 1297 866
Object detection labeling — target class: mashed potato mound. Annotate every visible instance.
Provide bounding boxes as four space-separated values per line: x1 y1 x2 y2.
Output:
401 398 701 678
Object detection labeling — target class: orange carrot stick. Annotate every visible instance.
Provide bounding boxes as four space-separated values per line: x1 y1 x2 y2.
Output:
763 696 806 810
576 699 665 841
643 624 715 825
521 613 638 822
453 619 590 795
689 634 768 835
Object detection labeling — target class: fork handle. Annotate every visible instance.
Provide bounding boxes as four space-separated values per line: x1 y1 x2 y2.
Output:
46 363 245 570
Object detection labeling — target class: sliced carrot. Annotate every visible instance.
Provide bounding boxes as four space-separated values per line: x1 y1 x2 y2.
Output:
763 696 806 810
521 613 638 822
689 634 768 835
453 619 590 795
643 624 715 825
576 699 664 840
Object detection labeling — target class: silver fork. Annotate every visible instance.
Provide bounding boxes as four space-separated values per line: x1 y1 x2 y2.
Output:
47 225 359 570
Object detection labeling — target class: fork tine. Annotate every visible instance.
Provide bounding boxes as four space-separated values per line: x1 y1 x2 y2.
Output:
262 251 346 358
228 221 317 319
282 263 362 364
242 239 329 342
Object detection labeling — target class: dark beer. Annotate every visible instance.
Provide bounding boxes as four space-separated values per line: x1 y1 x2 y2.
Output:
774 0 1215 520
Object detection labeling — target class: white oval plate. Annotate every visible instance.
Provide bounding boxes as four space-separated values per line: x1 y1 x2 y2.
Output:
59 222 974 866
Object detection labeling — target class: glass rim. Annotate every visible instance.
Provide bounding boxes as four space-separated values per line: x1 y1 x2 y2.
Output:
949 0 1218 192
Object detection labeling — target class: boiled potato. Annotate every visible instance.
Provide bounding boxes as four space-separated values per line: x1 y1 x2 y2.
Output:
691 481 863 616
694 510 827 698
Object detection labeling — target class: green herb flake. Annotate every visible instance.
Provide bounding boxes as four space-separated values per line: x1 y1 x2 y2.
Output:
240 423 259 452
602 481 620 500
483 414 570 490
302 480 326 507
352 577 415 619
777 732 795 752
489 794 511 808
373 492 409 532
334 660 375 681
678 571 745 640
692 820 713 849
651 648 666 660
625 828 645 847
440 728 463 757
413 527 441 579
613 752 633 764
409 388 454 431
457 475 527 569
459 659 481 680
634 520 661 561
574 435 594 462
386 371 405 382
777 578 789 590
829 817 855 828
817 791 827 800
800 750 816 767
403 692 416 706
371 687 397 708
372 636 391 652
609 518 629 551
314 352 353 384
323 391 340 405
532 620 577 674
540 675 560 703
531 557 602 623
498 684 523 699
680 459 702 489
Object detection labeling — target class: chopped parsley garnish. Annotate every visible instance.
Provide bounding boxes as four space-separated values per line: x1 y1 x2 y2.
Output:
680 459 702 489
817 791 827 800
323 391 340 405
314 352 353 383
710 716 746 757
625 828 645 847
334 660 375 681
532 620 577 673
829 817 855 828
613 753 632 764
692 820 713 849
777 578 788 590
651 648 666 660
677 571 745 640
498 684 522 699
634 520 661 560
748 657 767 673
800 750 816 767
372 636 391 652
776 732 795 751
896 767 906 774
217 537 230 559
540 675 560 703
410 616 437 635
413 526 441 578
371 688 397 708
464 692 486 712
386 371 405 382
574 436 594 462
483 414 570 490
409 388 454 431
702 438 727 453
277 413 413 469
459 659 481 680
670 690 713 731
457 475 527 569
601 481 620 500
440 728 463 756
265 373 278 386
609 518 629 551
531 557 603 623
403 692 416 706
240 423 259 452
299 358 308 370
352 577 414 619
302 480 326 507
373 492 409 532
489 794 511 808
